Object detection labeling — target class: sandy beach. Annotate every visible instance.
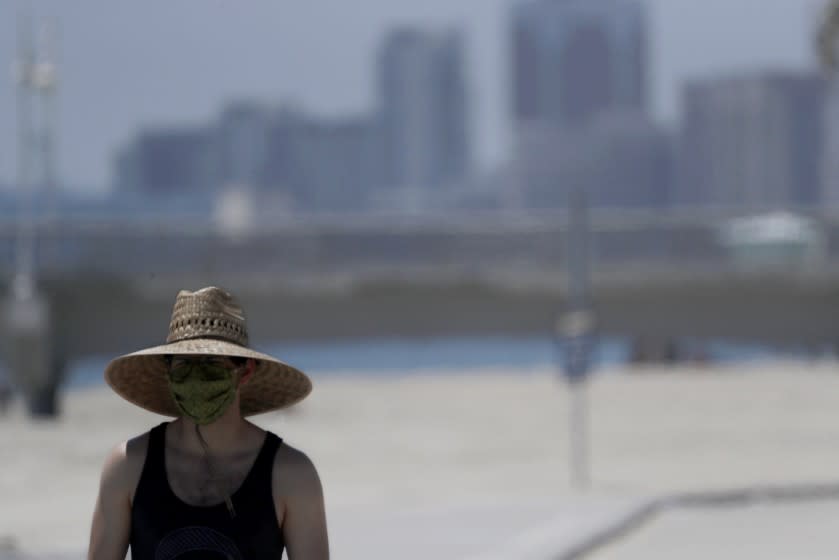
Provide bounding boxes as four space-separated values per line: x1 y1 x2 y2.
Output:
3 360 839 559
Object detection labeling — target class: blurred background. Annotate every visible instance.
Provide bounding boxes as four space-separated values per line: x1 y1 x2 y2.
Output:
3 1 839 559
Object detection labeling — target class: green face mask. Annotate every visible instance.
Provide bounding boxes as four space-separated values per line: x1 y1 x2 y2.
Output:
168 361 238 425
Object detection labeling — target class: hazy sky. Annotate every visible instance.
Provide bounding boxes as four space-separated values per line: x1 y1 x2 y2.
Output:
0 0 829 194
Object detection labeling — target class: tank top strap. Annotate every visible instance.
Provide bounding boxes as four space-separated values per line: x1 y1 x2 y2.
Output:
133 421 170 509
243 432 282 492
145 421 169 478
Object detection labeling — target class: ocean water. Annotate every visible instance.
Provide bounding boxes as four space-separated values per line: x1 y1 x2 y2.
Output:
62 335 811 391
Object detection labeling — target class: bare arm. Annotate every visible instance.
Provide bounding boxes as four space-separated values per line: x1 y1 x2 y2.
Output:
87 442 138 560
274 446 329 560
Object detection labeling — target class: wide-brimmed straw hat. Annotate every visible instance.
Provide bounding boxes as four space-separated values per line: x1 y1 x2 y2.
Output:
105 287 312 417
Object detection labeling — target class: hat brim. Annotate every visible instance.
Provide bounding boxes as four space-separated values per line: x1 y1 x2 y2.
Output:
104 338 312 417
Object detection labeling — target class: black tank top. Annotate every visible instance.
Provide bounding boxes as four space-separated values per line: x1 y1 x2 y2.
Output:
130 422 285 560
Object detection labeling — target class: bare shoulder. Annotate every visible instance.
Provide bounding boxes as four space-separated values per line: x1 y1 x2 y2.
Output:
99 430 150 503
272 442 322 493
271 441 329 558
89 430 152 560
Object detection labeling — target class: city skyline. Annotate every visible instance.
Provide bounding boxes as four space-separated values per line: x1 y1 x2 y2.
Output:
0 0 828 193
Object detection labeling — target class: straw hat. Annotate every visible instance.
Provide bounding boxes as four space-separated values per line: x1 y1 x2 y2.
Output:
105 287 312 417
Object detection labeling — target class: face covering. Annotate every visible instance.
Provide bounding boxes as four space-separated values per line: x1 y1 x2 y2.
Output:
168 361 238 425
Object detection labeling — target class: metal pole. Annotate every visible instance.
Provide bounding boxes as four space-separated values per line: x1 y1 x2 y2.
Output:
567 189 591 304
38 20 58 195
565 188 592 490
6 6 58 417
14 8 36 300
569 378 589 489
37 18 59 269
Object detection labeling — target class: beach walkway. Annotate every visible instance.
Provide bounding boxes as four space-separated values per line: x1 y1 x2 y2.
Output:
592 500 839 560
3 362 839 559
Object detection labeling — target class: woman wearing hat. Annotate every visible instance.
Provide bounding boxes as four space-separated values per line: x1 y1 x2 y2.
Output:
87 287 328 560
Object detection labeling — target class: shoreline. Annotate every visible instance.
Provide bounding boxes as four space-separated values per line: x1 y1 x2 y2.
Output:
55 342 832 394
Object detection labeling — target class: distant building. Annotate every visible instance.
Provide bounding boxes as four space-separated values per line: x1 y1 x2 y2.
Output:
259 107 313 206
719 212 826 269
509 0 650 209
114 127 217 196
377 27 470 190
582 112 672 208
265 111 381 211
511 0 647 130
519 111 672 208
114 104 382 212
678 72 827 209
217 102 272 190
820 84 839 208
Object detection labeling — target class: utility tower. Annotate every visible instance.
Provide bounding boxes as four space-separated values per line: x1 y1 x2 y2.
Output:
2 8 62 417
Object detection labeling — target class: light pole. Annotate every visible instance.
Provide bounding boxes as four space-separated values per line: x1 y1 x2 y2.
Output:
556 188 596 490
3 7 60 417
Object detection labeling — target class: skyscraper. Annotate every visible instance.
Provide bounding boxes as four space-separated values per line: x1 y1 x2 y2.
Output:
512 0 647 130
509 0 651 210
377 27 470 190
217 102 272 190
520 110 671 208
114 104 382 212
820 85 839 208
255 106 381 211
678 72 826 209
114 127 217 195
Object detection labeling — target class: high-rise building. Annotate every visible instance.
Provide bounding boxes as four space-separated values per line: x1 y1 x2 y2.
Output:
520 110 671 208
583 112 672 208
678 72 826 209
114 103 382 212
509 0 649 210
512 0 647 130
820 85 839 208
377 27 470 190
263 110 381 211
114 127 217 196
217 102 272 190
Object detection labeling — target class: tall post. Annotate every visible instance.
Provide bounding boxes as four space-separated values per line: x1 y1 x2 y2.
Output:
556 188 596 490
37 18 59 252
14 9 36 300
2 7 59 417
569 373 589 489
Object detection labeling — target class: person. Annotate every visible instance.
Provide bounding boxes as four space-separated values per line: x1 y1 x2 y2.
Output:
88 287 329 560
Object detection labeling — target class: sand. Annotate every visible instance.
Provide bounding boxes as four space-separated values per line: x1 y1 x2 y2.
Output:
3 360 839 559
